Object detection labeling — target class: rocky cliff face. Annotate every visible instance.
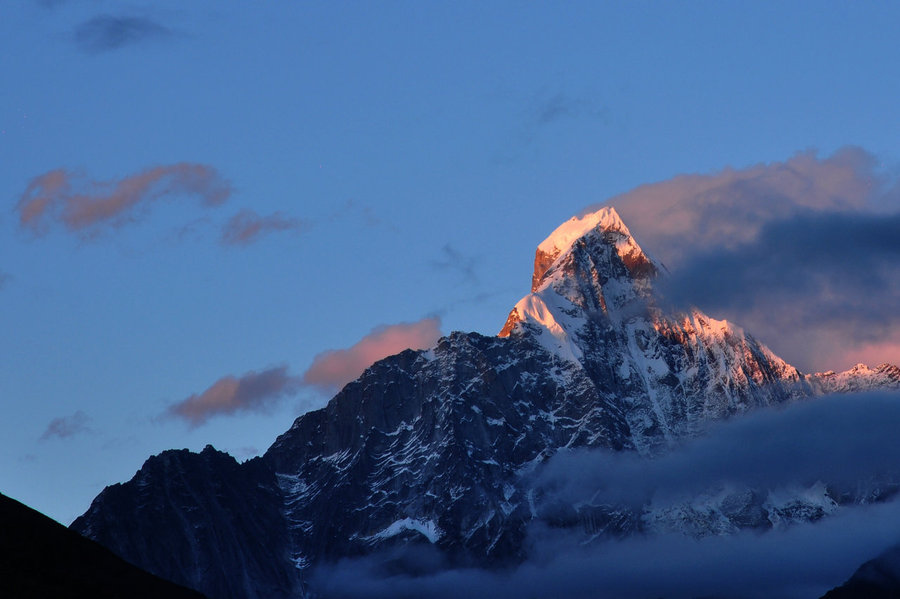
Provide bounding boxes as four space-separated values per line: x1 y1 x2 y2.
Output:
71 207 900 599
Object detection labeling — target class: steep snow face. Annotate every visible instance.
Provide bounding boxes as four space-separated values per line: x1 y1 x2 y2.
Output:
501 206 659 344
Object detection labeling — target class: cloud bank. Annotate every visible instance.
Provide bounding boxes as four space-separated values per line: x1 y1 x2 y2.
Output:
302 318 443 393
312 499 900 599
73 15 173 54
17 164 231 238
220 209 307 246
593 147 900 371
309 391 900 599
40 411 91 441
534 391 900 507
166 366 299 428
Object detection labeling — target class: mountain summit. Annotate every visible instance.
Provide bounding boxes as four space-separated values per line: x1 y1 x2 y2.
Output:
72 206 900 599
501 206 659 347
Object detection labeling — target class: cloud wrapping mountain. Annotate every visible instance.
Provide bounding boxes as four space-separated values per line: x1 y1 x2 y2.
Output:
602 147 900 371
311 390 900 599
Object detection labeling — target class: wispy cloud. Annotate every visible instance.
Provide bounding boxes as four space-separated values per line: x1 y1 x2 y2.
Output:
221 209 308 246
166 366 300 428
327 199 398 232
430 244 479 285
534 91 605 126
302 318 443 394
17 164 231 238
40 411 91 441
73 15 173 54
591 147 900 371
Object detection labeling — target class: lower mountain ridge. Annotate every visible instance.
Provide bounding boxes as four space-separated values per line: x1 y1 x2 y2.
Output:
71 207 900 598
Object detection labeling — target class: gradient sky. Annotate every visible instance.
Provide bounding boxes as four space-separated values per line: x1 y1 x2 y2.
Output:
3 2 900 526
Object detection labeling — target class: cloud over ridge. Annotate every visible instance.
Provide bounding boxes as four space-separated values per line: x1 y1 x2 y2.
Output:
302 318 443 393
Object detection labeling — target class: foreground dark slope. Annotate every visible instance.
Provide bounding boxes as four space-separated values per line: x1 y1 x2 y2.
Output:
0 492 207 598
72 207 900 599
822 544 900 599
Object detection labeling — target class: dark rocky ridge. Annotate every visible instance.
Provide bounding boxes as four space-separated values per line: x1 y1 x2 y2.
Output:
71 207 900 599
74 446 302 599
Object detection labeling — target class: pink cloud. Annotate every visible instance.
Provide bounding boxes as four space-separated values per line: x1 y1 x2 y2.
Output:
221 209 307 246
806 337 900 374
595 147 886 268
302 317 443 393
17 163 231 237
167 366 299 428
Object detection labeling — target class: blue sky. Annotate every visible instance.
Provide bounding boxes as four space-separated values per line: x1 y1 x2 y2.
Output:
3 1 900 525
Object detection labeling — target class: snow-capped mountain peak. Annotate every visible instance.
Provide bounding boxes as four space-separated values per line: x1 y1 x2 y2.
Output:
501 205 662 351
529 205 658 292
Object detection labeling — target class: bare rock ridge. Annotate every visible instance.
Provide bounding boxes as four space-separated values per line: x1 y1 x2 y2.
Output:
71 206 900 599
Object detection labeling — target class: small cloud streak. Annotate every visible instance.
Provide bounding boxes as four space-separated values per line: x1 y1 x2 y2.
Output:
430 244 479 285
17 164 231 238
166 366 300 428
535 91 604 125
302 318 442 394
221 209 308 246
73 15 173 54
40 411 91 441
